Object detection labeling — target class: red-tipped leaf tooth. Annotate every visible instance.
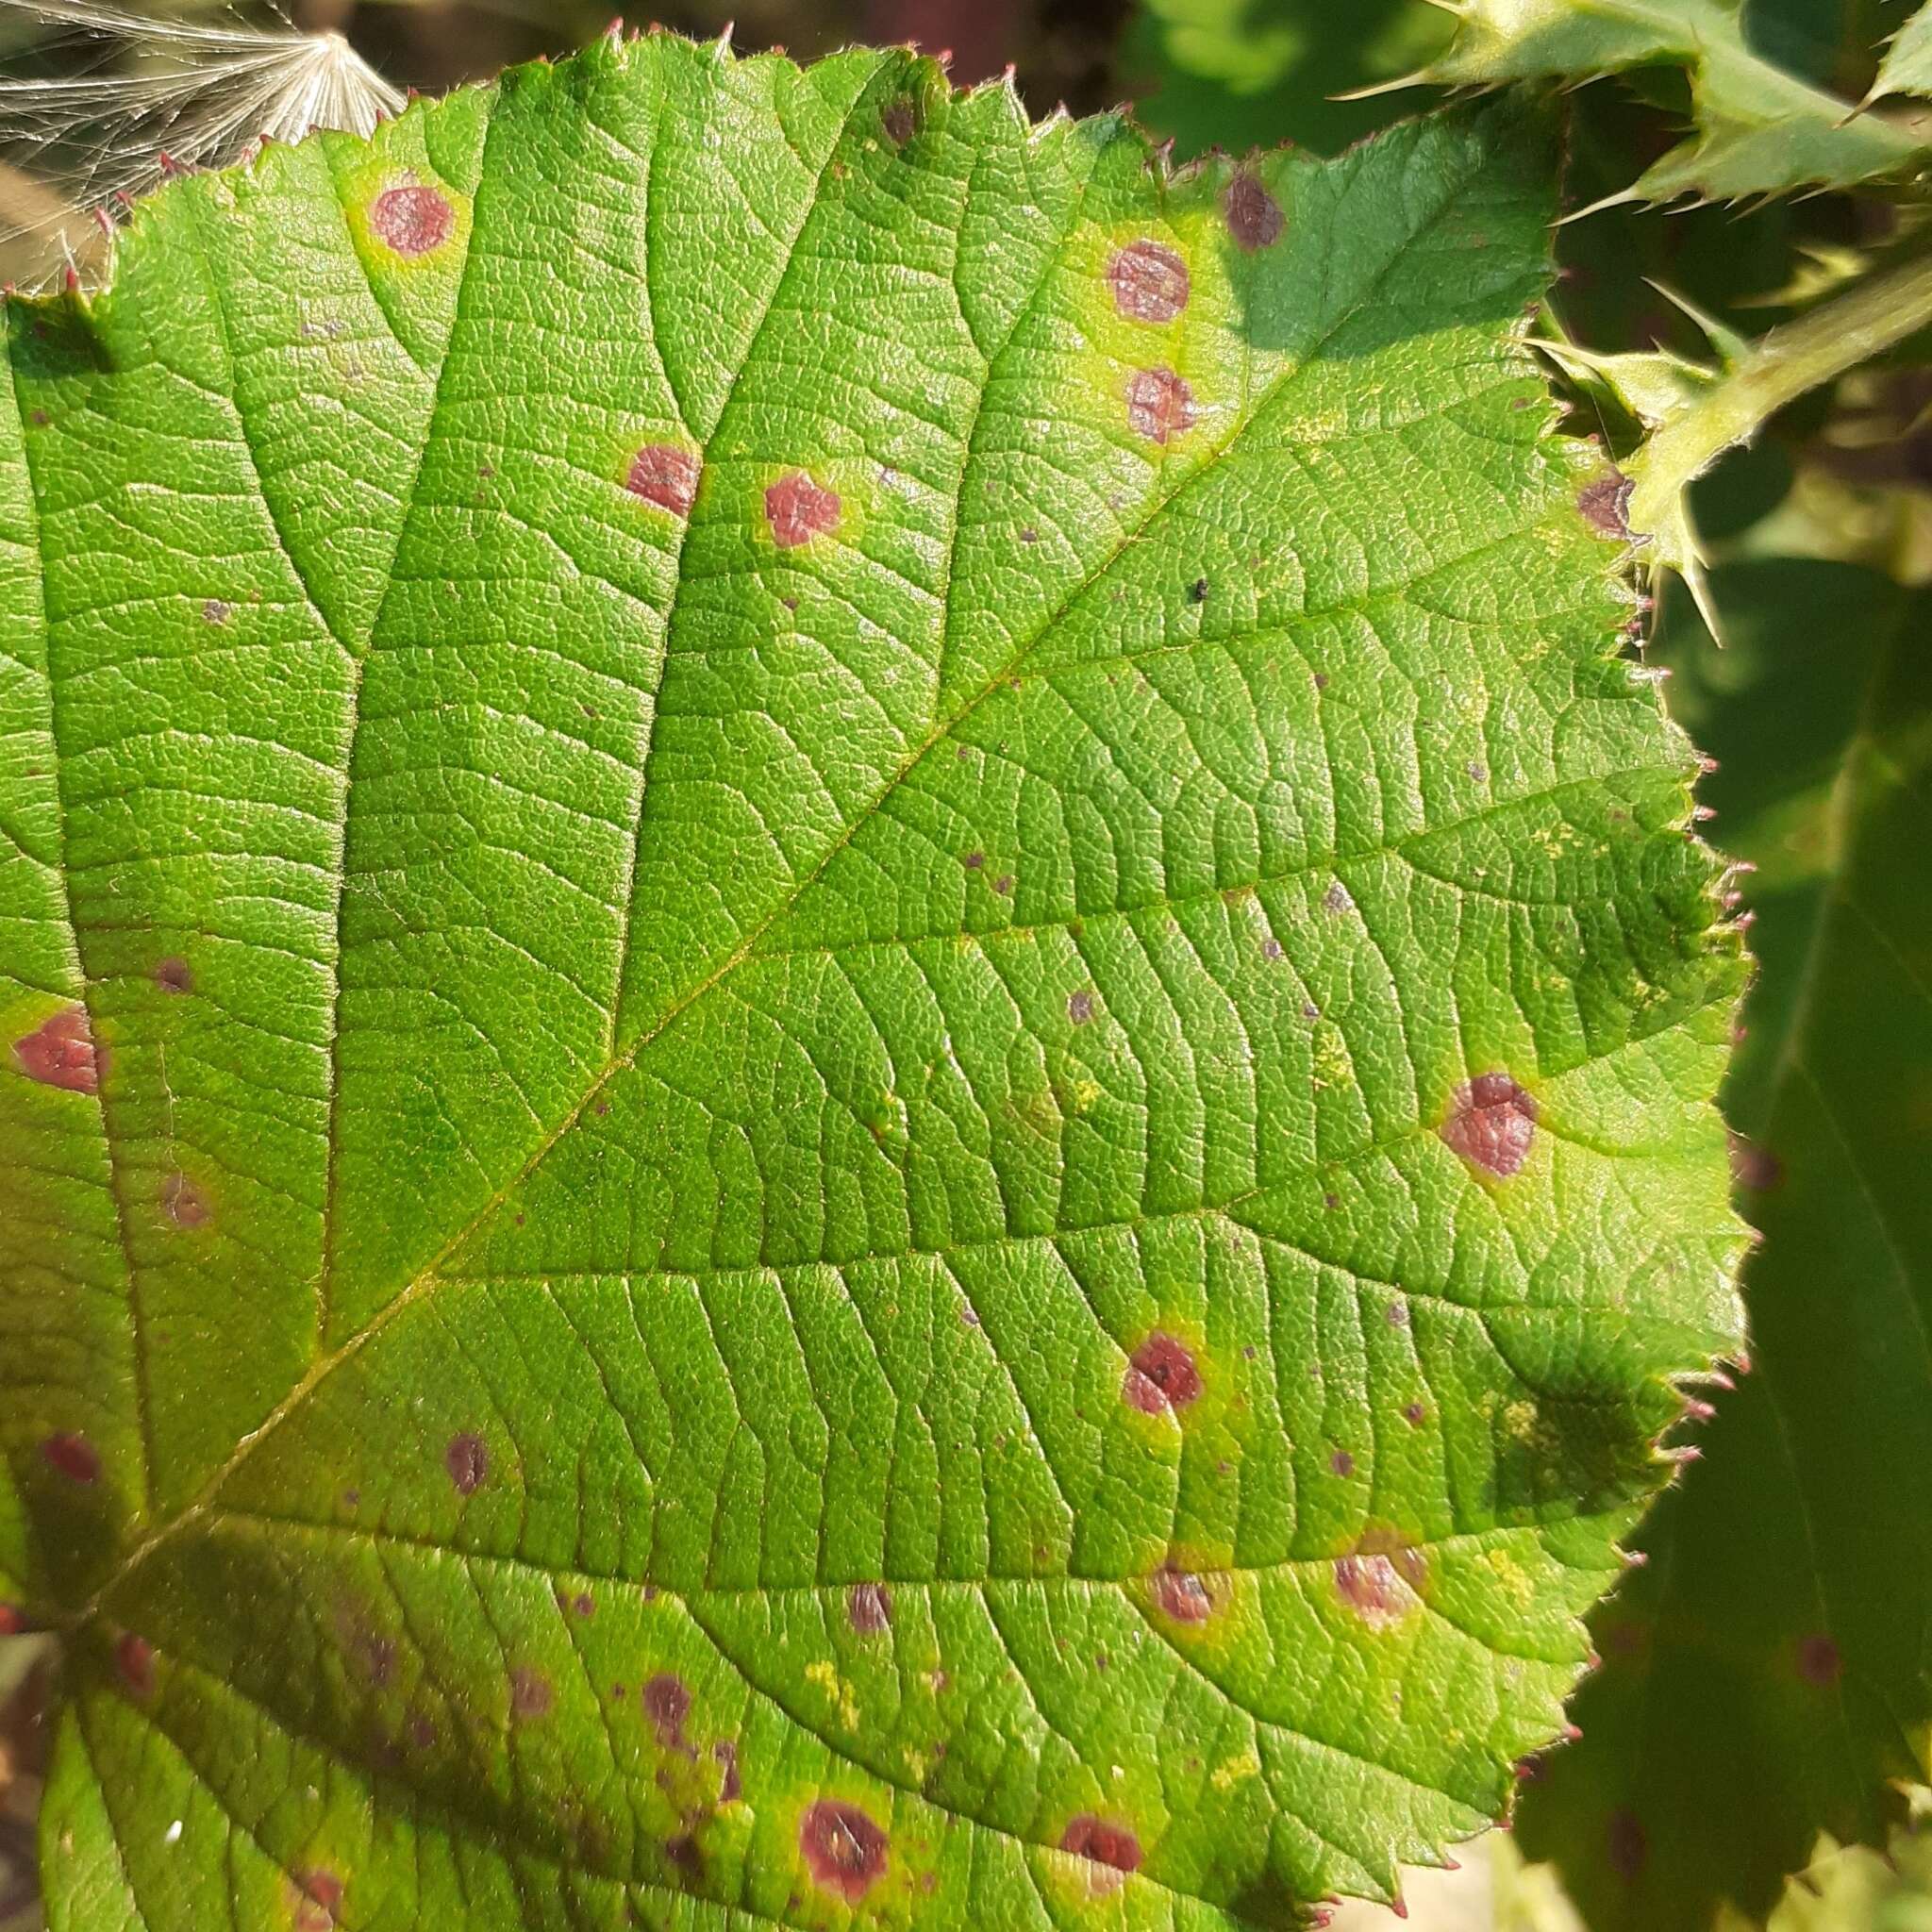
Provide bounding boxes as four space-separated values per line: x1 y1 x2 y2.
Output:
1692 804 1717 821
1682 1396 1716 1422
1563 1722 1584 1741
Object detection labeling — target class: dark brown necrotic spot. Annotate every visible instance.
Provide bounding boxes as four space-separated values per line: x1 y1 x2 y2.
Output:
765 472 841 549
1224 172 1285 251
160 1173 208 1228
713 1737 742 1803
1061 1813 1141 1874
1403 1401 1426 1427
1578 471 1635 540
1067 990 1095 1024
799 1798 889 1903
1122 1333 1202 1414
1150 1567 1212 1625
1126 367 1194 444
42 1431 99 1484
1440 1072 1539 1178
153 956 192 994
444 1431 488 1495
115 1631 155 1698
881 95 918 146
370 184 454 258
509 1666 552 1720
15 1006 100 1093
1328 1448 1355 1477
626 443 699 517
641 1672 691 1747
1607 1807 1647 1881
1108 240 1190 323
846 1582 891 1635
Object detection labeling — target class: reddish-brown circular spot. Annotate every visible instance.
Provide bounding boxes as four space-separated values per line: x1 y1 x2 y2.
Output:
444 1431 488 1495
626 443 699 517
1333 1537 1427 1628
846 1582 891 1635
510 1666 552 1720
1402 1401 1426 1427
42 1431 99 1484
115 1631 155 1699
1607 1807 1646 1881
1441 1072 1539 1178
15 1005 100 1093
765 472 841 549
1224 172 1285 252
153 956 192 993
1579 472 1635 540
1061 1813 1142 1874
641 1672 691 1745
1797 1633 1842 1685
1108 240 1190 323
292 1870 343 1932
1126 367 1194 444
160 1173 208 1228
370 184 454 258
572 1591 594 1618
1123 1332 1202 1414
1151 1567 1213 1624
1328 1448 1355 1477
800 1797 889 1903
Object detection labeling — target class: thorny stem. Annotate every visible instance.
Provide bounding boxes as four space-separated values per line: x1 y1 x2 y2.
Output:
1629 242 1932 538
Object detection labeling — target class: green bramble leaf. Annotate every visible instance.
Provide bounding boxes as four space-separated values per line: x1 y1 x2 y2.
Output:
1415 0 1927 205
1519 559 1932 1931
0 34 1746 1929
1869 1 1932 100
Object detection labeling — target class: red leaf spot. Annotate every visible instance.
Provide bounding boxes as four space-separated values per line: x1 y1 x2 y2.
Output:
1150 1567 1213 1624
799 1798 889 1903
1402 1401 1426 1427
714 1737 742 1803
1441 1073 1538 1178
444 1432 488 1495
160 1173 209 1228
42 1431 99 1484
1061 1813 1142 1874
1578 472 1635 540
370 184 454 258
292 1871 343 1932
153 956 192 993
626 443 699 517
1067 989 1095 1024
765 472 841 548
846 1582 891 1635
115 1632 155 1699
1333 1539 1427 1628
1607 1807 1646 1881
1328 1448 1355 1477
645 1661 691 1754
1108 240 1190 322
1797 1633 1841 1685
572 1591 594 1618
15 1006 100 1093
509 1666 552 1720
1224 173 1284 251
1122 1333 1201 1413
1126 367 1193 444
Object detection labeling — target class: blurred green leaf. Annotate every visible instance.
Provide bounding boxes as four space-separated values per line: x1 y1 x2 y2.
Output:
1120 0 1451 157
1519 558 1932 1932
1871 1 1932 99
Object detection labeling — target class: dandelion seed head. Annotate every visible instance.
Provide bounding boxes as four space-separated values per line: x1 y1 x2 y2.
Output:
1 1 403 286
